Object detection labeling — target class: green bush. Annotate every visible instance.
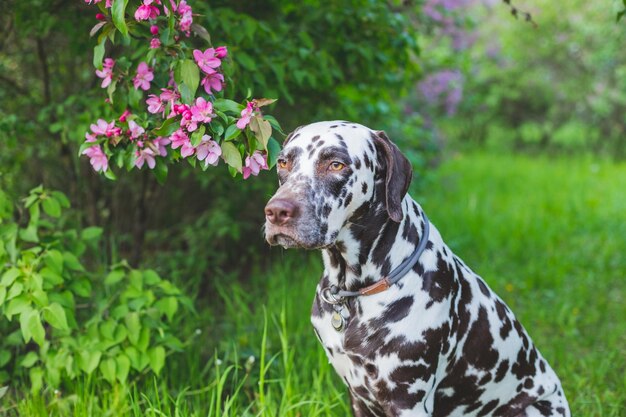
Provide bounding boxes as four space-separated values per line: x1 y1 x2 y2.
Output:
0 187 190 391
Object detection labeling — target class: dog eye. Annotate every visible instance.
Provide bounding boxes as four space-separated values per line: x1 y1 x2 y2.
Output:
277 158 288 169
329 162 345 172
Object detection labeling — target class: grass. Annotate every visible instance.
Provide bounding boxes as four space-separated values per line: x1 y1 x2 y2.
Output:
2 151 625 416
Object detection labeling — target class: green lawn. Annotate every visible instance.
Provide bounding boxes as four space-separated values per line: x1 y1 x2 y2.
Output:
4 152 625 416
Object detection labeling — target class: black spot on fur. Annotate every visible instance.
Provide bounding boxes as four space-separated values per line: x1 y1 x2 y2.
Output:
477 279 490 297
361 182 368 194
494 360 509 383
344 193 353 207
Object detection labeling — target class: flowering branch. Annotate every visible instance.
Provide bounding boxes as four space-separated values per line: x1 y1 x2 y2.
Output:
81 0 282 182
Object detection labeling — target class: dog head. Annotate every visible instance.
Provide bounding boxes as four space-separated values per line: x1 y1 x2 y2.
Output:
264 121 412 249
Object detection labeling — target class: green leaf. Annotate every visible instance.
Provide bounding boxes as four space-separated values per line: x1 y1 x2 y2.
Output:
0 287 6 307
177 83 194 105
116 354 131 383
81 227 103 241
223 124 242 141
148 346 165 375
104 169 118 181
50 191 70 208
0 386 8 400
93 38 106 69
104 270 125 286
20 352 38 368
190 125 206 147
1 268 20 287
7 282 23 300
153 117 179 136
0 350 11 367
79 351 102 375
42 197 61 218
19 224 38 243
177 59 200 98
142 269 160 285
213 99 243 115
28 312 45 346
70 278 92 298
154 296 178 321
19 309 34 342
5 296 30 319
29 367 43 394
100 358 117 383
249 116 272 149
125 312 141 345
21 310 45 346
267 137 282 169
111 0 129 38
63 252 84 271
220 142 242 173
43 303 69 330
44 250 64 274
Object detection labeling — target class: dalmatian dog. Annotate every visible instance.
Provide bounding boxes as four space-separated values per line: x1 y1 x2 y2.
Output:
264 121 570 417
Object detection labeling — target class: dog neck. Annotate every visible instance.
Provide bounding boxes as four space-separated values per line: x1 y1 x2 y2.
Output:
321 196 427 292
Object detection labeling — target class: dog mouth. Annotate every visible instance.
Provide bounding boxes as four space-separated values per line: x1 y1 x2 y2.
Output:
267 232 303 249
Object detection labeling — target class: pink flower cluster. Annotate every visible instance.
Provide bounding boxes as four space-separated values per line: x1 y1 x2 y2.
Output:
83 0 274 180
193 47 227 94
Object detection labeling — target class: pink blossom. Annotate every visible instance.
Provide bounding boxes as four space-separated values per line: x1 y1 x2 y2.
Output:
90 118 115 136
160 88 180 107
150 25 159 35
195 135 221 167
150 38 161 49
178 1 193 33
170 129 192 154
106 0 112 6
181 141 195 157
119 109 131 122
178 105 197 132
200 71 224 94
95 58 115 88
128 120 145 139
133 62 154 91
190 97 213 124
85 132 97 143
242 151 268 179
153 137 170 156
82 145 109 172
193 48 221 74
134 2 160 21
134 148 156 169
146 94 164 115
215 46 228 59
236 102 255 129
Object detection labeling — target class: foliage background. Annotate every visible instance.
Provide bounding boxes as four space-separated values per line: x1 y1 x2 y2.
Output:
0 0 625 415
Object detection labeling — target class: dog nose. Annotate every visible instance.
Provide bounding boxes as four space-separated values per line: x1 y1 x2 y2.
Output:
265 198 299 226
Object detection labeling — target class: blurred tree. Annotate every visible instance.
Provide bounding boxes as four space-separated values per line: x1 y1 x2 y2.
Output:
427 0 626 157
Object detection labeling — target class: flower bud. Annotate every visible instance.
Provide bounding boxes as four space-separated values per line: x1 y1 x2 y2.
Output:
215 46 228 58
150 25 159 35
95 13 106 21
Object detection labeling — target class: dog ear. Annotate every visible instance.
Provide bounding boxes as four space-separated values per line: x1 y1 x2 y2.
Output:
374 130 413 222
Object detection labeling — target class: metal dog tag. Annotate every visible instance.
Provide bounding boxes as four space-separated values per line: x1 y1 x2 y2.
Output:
331 305 350 331
331 311 345 331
